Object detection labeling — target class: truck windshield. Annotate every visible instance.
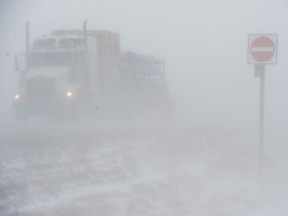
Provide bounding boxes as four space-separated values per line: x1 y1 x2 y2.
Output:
29 52 72 67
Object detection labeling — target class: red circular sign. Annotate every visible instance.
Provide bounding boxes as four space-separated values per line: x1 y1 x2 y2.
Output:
250 37 275 62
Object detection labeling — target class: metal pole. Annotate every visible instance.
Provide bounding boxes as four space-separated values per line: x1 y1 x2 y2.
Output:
25 21 30 56
260 68 265 174
83 19 88 51
255 64 265 174
82 20 90 102
24 21 30 82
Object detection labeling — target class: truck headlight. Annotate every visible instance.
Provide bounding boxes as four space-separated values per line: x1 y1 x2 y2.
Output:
14 94 20 100
66 91 73 97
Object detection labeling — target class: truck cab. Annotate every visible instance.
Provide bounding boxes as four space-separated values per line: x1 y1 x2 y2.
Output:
14 35 97 120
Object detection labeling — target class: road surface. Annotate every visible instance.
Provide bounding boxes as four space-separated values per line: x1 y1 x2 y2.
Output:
0 122 286 216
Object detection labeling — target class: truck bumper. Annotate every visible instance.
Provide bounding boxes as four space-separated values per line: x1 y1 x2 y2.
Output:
13 98 81 116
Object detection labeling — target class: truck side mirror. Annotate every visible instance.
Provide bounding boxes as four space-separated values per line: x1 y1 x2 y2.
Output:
14 56 20 72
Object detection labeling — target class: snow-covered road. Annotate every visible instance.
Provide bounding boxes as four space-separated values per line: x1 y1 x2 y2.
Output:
1 123 287 216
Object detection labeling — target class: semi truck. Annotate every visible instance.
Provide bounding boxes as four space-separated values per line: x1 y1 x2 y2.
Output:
13 21 170 121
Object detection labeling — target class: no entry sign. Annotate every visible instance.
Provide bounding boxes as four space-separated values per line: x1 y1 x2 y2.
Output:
248 34 278 64
247 34 278 173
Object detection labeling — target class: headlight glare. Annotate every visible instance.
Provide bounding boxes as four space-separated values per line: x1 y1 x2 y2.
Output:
66 91 73 97
15 94 20 100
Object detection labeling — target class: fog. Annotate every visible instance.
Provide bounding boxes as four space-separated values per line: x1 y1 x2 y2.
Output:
2 0 288 127
1 0 288 215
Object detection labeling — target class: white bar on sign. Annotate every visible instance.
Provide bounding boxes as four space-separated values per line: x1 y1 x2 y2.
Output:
251 47 274 52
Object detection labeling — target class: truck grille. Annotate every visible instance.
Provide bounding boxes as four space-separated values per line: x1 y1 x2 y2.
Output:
26 78 56 104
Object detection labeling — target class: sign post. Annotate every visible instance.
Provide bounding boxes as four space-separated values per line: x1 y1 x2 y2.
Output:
255 64 265 174
248 34 278 174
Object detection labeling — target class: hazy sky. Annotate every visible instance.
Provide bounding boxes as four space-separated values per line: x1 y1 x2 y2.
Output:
1 0 288 129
